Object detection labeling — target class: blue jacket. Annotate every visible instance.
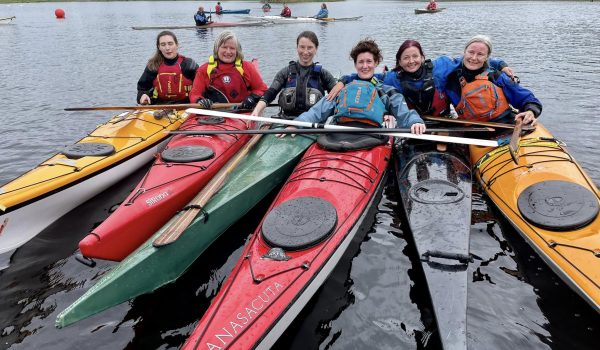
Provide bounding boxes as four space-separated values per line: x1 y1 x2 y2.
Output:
194 12 208 25
315 8 328 19
295 78 423 128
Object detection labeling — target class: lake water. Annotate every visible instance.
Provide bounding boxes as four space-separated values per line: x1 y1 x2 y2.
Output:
0 1 599 349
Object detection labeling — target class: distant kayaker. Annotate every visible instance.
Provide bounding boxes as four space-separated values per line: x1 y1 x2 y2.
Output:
190 30 267 109
251 30 338 118
445 35 542 126
194 6 210 26
262 1 271 11
280 3 292 17
331 39 513 118
137 31 199 105
426 0 437 11
314 3 328 19
283 39 426 137
215 2 223 14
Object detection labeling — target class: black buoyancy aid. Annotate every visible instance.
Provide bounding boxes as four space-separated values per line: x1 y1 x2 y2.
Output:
278 61 325 115
205 55 250 103
153 55 193 102
399 59 449 116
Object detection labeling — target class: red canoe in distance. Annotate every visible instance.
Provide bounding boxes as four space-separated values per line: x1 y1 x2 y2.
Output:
78 113 253 261
182 139 391 350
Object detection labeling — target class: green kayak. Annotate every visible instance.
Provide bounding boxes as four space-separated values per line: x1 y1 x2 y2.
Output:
56 132 315 328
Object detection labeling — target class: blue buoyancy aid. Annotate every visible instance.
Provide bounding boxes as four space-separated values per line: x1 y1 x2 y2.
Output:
333 78 387 126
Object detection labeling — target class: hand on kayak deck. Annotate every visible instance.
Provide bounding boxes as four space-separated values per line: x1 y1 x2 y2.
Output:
515 110 537 127
277 126 296 138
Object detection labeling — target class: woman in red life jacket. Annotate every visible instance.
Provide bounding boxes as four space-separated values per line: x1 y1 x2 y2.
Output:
137 31 199 105
426 0 437 11
280 3 291 17
189 30 267 110
215 2 222 14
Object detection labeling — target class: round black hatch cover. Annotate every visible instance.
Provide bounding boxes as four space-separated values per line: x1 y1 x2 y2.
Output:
409 179 465 204
63 142 115 159
161 146 214 163
517 180 599 231
197 116 225 125
261 196 338 250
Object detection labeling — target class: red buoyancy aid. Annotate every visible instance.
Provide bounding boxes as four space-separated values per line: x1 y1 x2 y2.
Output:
206 56 251 103
153 55 193 102
455 72 512 121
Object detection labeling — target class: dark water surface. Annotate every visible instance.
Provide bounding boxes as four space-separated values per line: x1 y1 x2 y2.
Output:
1 1 599 349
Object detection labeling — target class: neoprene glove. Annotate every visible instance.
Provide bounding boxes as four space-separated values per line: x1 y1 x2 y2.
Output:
239 94 260 110
197 98 213 109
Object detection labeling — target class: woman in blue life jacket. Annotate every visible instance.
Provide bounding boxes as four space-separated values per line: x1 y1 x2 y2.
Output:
282 38 426 137
251 31 338 119
445 35 542 126
331 39 514 118
137 31 199 105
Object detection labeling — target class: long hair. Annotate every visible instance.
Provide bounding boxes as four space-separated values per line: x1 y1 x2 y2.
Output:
147 31 178 72
213 31 244 61
394 39 424 72
296 30 319 48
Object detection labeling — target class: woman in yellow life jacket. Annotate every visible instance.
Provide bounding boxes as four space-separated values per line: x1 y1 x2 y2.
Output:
445 35 542 126
137 31 199 105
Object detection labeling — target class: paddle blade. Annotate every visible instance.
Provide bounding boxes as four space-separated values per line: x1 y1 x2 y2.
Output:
509 119 523 164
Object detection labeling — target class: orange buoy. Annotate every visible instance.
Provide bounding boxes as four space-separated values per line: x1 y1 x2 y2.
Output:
55 9 65 19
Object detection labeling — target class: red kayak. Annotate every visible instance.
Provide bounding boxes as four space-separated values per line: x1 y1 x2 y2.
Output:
182 136 391 350
78 113 253 261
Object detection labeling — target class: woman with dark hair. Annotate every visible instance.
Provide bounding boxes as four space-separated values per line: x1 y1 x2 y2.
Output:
189 30 267 110
288 38 425 135
251 30 337 118
137 31 199 105
445 35 541 125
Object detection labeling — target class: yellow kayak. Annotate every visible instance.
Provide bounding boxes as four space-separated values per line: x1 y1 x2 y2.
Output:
470 123 600 313
0 109 187 268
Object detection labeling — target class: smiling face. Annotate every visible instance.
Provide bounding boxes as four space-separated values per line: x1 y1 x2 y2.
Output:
217 38 238 63
158 35 178 60
463 42 489 70
297 37 317 66
354 52 378 80
398 46 424 73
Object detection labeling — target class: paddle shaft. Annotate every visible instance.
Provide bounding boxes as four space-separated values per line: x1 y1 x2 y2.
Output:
185 108 499 147
169 127 494 136
423 115 535 131
152 123 270 247
65 103 277 112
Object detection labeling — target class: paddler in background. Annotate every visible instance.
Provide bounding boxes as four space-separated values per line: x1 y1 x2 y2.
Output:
194 6 210 26
214 2 222 14
445 35 542 126
314 3 329 19
426 0 438 11
280 3 292 17
137 31 199 105
282 38 426 139
189 30 267 110
251 30 337 119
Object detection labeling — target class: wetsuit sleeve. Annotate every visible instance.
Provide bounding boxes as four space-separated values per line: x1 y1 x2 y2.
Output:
181 57 199 81
244 61 268 97
320 68 338 92
189 64 210 103
260 67 288 103
381 85 424 128
494 73 543 118
137 66 157 103
294 98 336 124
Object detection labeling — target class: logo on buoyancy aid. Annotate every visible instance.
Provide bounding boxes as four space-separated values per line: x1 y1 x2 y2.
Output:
222 75 231 84
153 55 193 101
455 70 511 121
333 79 386 126
206 55 250 102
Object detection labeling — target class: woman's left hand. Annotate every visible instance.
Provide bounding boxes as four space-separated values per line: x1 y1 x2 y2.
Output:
515 110 537 126
410 123 426 135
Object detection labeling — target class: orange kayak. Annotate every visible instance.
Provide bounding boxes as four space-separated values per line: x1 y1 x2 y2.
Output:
469 123 600 313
